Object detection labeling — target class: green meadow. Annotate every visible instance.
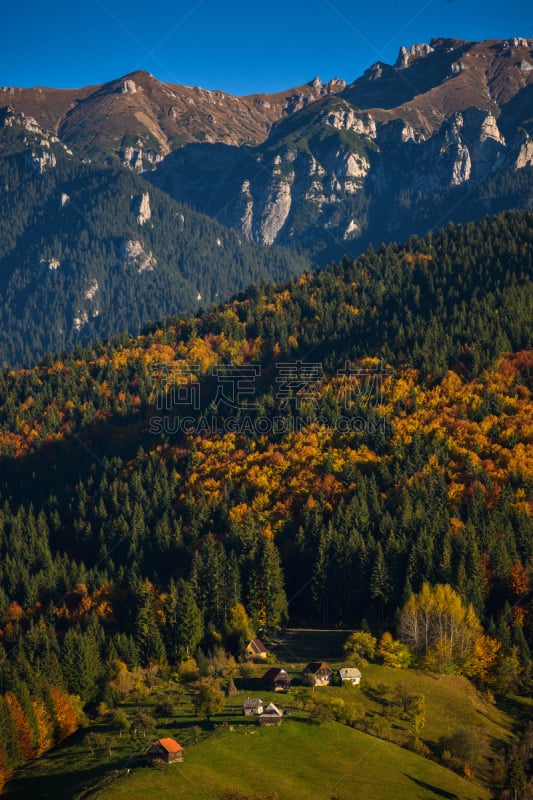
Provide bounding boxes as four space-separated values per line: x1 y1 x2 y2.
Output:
99 719 491 800
4 629 516 800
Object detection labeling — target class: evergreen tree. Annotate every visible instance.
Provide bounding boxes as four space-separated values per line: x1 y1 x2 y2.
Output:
171 579 204 660
134 582 167 666
507 752 527 800
61 628 102 704
247 536 287 630
0 696 22 769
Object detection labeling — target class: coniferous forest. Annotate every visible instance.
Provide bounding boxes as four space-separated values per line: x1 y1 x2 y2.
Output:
0 210 531 790
0 153 307 367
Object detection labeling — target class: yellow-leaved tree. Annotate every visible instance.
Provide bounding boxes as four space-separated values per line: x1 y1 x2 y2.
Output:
398 583 481 672
343 631 377 666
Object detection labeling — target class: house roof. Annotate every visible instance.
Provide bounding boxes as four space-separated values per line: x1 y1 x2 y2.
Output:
263 667 289 681
304 662 331 674
153 738 184 753
243 697 263 709
264 702 283 715
247 638 267 654
340 667 362 677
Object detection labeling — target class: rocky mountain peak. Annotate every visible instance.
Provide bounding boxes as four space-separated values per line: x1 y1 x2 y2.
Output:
428 37 469 51
395 42 434 70
0 37 532 366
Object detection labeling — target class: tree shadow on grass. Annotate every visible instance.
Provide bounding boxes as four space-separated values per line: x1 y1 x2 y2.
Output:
234 676 265 692
404 774 460 799
494 693 533 730
4 757 143 800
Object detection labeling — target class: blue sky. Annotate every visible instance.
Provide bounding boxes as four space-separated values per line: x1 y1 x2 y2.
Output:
2 0 532 94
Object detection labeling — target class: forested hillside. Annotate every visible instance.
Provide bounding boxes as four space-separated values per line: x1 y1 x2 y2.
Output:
0 211 531 789
0 153 307 366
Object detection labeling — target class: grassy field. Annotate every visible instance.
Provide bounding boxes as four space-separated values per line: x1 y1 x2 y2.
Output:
328 665 512 784
270 628 350 664
96 717 491 800
4 629 515 800
269 628 512 785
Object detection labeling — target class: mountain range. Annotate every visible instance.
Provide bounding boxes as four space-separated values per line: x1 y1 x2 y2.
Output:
1 36 533 364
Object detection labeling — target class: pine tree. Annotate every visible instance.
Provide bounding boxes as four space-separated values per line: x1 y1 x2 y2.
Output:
507 752 526 800
512 620 531 665
61 628 102 703
247 536 287 630
0 696 22 769
134 588 167 666
370 543 391 624
172 579 204 660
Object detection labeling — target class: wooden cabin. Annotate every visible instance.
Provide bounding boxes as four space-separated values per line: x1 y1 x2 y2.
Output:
243 697 264 716
245 638 268 660
259 702 283 726
262 667 291 692
146 738 184 764
303 662 333 686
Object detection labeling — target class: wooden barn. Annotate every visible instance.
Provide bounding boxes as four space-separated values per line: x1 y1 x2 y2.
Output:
259 702 284 726
146 738 184 764
245 638 268 660
243 697 264 716
262 667 291 692
303 662 332 686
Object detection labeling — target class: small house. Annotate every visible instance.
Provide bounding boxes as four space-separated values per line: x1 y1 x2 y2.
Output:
147 738 184 764
303 662 332 686
245 638 268 660
243 697 264 716
259 702 283 726
262 667 291 692
339 667 362 685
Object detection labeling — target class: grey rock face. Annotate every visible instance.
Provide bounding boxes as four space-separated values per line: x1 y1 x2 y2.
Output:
395 42 435 69
122 239 157 272
135 192 152 225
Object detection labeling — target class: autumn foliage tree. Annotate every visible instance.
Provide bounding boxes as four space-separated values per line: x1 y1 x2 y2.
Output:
398 583 482 672
0 743 9 794
464 635 502 686
377 632 413 668
192 677 225 721
45 687 80 742
4 693 33 760
32 698 54 756
343 631 377 666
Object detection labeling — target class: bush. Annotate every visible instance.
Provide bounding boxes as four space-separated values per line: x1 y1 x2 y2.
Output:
309 700 334 726
108 708 130 733
238 662 254 680
179 657 200 683
155 700 177 720
133 710 156 734
377 632 413 668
